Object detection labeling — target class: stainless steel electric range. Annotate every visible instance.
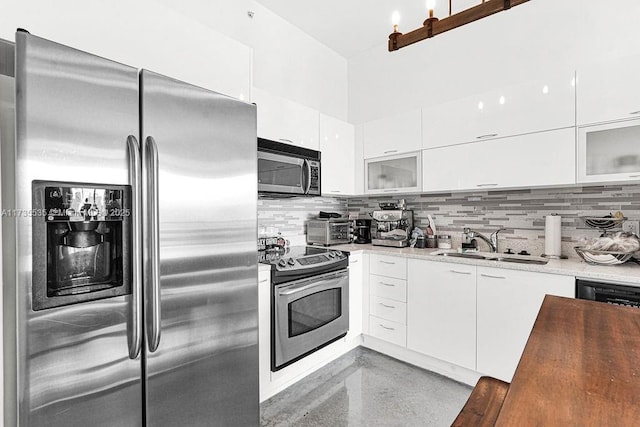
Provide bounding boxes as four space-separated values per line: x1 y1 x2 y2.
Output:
260 246 349 371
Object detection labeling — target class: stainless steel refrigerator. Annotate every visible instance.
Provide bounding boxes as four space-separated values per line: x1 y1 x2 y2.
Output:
1 31 258 426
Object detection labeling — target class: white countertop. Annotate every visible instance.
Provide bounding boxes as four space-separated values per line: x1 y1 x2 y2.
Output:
331 243 640 285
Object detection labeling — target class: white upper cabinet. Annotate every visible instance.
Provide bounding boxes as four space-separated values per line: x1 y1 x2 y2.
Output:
423 128 576 192
320 114 355 196
363 109 422 159
252 87 320 150
577 119 640 184
575 54 640 184
576 54 640 126
365 151 422 194
354 124 366 195
422 72 576 149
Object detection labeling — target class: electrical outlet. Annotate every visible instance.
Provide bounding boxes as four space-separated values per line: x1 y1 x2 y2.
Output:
622 220 640 235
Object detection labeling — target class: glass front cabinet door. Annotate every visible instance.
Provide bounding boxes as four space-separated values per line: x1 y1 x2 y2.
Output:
577 119 640 184
365 151 422 194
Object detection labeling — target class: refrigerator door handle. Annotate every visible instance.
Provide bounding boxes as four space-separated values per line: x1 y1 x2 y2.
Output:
127 135 143 359
144 135 162 352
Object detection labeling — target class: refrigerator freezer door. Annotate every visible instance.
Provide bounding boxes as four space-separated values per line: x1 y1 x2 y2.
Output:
13 33 142 426
140 70 259 426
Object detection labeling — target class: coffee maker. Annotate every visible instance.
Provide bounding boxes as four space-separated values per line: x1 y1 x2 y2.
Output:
352 219 372 244
371 210 414 248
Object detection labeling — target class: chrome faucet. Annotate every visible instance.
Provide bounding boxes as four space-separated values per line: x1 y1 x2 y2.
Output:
462 228 505 253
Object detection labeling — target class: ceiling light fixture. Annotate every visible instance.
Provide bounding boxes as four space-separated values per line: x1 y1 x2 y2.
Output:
389 0 530 52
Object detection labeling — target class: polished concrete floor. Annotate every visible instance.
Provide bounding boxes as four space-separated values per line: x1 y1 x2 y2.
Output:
260 347 472 427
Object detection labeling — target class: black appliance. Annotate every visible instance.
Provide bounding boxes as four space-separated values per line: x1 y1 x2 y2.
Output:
258 138 320 197
353 219 372 244
576 278 640 308
261 246 349 371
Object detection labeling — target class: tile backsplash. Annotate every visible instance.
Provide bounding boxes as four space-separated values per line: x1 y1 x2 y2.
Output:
258 196 347 245
258 185 640 258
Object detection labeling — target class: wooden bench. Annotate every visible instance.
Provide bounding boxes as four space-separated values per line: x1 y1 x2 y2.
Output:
451 376 510 427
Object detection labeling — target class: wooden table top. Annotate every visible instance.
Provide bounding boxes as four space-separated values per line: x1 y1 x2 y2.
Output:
495 295 640 426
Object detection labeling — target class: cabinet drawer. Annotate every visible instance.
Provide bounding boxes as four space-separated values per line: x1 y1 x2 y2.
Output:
370 275 407 302
370 254 407 279
369 316 407 347
370 296 406 324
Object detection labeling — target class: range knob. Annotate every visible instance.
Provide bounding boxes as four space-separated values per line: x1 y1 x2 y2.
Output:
278 259 287 267
287 258 296 266
333 251 343 258
327 252 336 258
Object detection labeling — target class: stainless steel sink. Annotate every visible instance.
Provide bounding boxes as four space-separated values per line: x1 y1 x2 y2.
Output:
434 252 548 265
490 257 548 265
435 252 486 260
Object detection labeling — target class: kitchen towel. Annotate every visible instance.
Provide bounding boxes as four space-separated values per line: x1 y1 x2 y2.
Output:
544 214 562 257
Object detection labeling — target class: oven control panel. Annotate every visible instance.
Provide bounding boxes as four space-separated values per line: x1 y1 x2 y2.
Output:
275 251 346 271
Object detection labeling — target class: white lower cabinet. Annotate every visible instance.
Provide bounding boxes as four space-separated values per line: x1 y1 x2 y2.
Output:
347 253 364 340
369 254 407 279
368 255 407 347
370 295 407 324
407 260 477 370
476 267 574 382
369 317 407 347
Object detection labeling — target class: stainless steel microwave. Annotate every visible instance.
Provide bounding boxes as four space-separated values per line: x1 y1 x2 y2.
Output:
258 138 321 196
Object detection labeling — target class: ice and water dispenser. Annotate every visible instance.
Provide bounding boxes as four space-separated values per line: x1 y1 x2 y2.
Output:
32 181 132 310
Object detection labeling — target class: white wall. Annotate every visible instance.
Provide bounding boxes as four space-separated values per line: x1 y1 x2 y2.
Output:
158 0 349 120
348 0 640 124
0 0 349 120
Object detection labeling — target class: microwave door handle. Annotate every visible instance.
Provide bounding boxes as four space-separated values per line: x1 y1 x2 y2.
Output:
126 135 142 360
303 159 312 194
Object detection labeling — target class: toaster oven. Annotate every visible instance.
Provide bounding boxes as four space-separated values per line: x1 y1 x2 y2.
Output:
306 219 350 246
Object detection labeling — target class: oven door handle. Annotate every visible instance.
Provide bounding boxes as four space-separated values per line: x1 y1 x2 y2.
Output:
279 281 326 296
277 270 347 297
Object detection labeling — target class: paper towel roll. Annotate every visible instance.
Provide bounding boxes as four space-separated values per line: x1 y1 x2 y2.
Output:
544 214 562 257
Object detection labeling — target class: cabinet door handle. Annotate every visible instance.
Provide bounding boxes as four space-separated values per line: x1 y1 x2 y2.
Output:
279 138 293 143
450 270 472 275
332 190 342 193
481 273 506 279
477 183 498 187
383 150 398 154
383 189 398 192
629 174 640 178
259 279 268 283
379 324 396 331
379 303 396 309
630 111 640 115
379 282 396 287
476 133 498 139
380 261 396 265
350 259 359 264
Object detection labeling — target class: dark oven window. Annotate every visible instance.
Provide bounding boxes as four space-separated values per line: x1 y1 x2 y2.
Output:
288 289 342 337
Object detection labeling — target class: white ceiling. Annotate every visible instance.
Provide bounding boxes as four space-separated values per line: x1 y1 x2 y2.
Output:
253 0 485 58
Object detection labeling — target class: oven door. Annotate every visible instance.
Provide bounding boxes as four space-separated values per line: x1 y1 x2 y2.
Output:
258 150 307 195
273 269 349 370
